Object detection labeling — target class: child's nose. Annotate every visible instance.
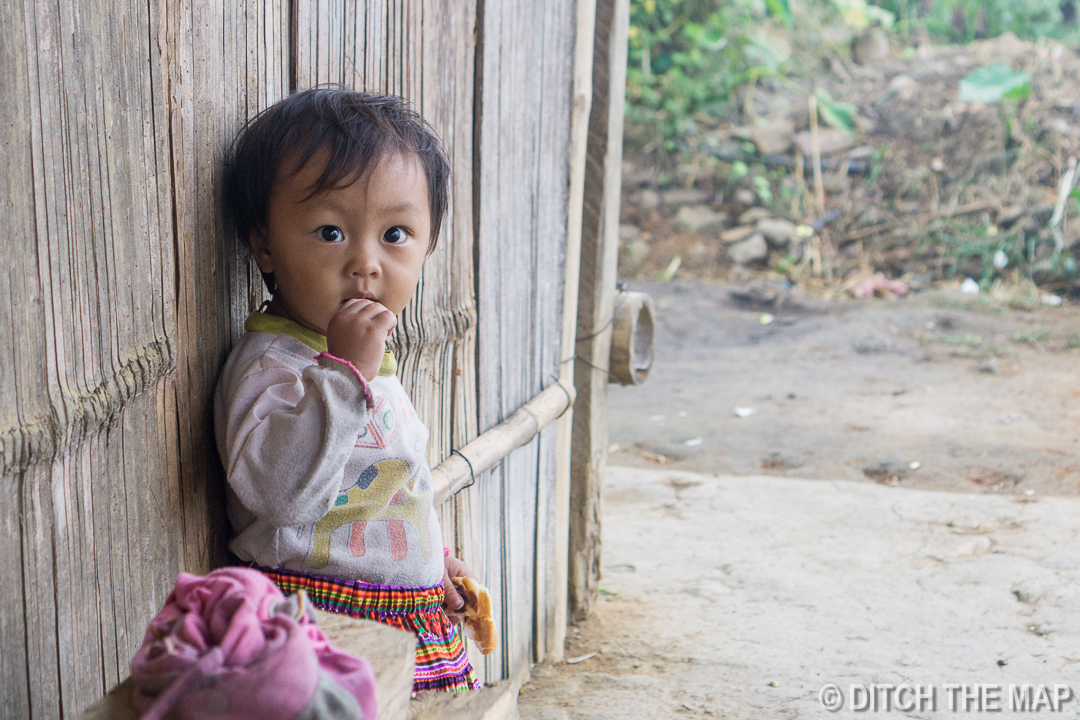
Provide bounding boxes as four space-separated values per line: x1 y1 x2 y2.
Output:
348 241 381 277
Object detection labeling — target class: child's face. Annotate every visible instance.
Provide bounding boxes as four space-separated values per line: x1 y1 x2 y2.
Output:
251 151 432 335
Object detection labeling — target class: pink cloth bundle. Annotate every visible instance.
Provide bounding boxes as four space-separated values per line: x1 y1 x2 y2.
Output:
130 567 377 720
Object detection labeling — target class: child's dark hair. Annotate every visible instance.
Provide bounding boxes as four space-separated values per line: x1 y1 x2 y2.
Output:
226 87 451 254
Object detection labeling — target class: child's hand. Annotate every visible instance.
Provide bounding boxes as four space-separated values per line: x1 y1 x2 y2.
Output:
442 554 477 625
326 299 398 381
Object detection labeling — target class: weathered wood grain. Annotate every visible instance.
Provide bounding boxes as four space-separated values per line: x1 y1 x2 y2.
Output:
0 0 287 715
3 0 590 712
166 0 289 576
475 0 576 680
315 612 417 720
2 0 180 715
569 0 629 624
0 0 42 713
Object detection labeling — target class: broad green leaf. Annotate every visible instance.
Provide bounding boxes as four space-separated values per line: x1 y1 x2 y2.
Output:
744 35 785 72
831 0 895 31
765 0 793 27
815 89 857 132
959 64 1033 103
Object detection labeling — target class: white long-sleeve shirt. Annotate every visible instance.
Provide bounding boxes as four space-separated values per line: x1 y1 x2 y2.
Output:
214 312 444 588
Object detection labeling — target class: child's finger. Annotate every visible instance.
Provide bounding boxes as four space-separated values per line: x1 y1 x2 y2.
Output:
332 298 374 325
345 300 396 328
445 556 477 581
442 569 465 612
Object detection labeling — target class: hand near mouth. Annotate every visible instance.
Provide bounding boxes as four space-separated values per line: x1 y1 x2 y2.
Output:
326 298 397 381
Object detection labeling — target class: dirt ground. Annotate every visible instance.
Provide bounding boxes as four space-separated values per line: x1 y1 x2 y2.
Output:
607 279 1080 496
517 280 1080 719
516 25 1080 718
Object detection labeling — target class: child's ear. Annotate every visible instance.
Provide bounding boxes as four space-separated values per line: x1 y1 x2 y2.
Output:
248 230 275 274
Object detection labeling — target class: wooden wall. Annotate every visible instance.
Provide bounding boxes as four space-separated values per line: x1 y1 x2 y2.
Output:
0 0 580 716
474 0 576 679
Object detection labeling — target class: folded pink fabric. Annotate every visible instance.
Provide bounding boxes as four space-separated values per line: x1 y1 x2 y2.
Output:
130 567 377 720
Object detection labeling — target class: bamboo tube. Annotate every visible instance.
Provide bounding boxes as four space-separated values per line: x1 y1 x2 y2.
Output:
430 380 576 505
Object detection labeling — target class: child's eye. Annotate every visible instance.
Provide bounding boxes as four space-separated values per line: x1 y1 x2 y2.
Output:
383 227 408 244
318 226 344 243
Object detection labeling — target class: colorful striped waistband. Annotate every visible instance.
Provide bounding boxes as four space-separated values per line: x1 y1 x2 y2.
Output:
254 565 444 617
253 565 479 694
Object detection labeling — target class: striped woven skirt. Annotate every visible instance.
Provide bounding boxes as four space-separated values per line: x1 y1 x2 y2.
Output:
257 565 479 694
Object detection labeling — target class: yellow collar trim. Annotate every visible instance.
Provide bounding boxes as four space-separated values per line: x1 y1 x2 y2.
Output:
245 311 397 377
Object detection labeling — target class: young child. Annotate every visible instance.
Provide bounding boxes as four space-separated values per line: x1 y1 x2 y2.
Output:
215 87 480 694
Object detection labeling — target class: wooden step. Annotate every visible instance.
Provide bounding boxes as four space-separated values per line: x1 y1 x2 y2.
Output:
408 680 521 720
78 613 417 720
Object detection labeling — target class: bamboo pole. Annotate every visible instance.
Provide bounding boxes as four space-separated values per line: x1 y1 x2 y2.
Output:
543 0 598 663
431 380 576 505
569 0 630 623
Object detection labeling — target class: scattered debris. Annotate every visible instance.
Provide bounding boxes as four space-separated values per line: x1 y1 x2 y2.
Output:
684 437 704 447
659 255 682 281
728 278 794 308
565 651 599 665
734 407 756 418
845 273 910 299
863 462 909 484
961 278 981 294
619 33 1080 297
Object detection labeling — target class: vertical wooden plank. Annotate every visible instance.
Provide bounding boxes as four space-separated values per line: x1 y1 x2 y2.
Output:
0 0 286 713
475 0 576 680
0 0 184 713
569 0 628 623
0 472 30 717
168 0 289 581
533 0 578 663
0 0 38 711
476 0 533 678
20 463 61 719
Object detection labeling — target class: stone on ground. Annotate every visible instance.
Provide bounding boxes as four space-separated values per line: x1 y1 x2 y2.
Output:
727 233 768 264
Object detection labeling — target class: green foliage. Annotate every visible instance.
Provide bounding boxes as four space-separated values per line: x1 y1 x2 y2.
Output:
924 218 1076 287
875 0 1080 43
831 0 895 30
814 89 857 131
958 64 1032 103
625 0 796 151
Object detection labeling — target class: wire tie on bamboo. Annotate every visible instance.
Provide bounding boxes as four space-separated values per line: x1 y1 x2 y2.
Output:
571 355 619 382
551 377 575 419
574 312 616 344
449 448 476 491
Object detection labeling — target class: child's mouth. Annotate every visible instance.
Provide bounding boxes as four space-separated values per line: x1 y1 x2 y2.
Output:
345 292 377 304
